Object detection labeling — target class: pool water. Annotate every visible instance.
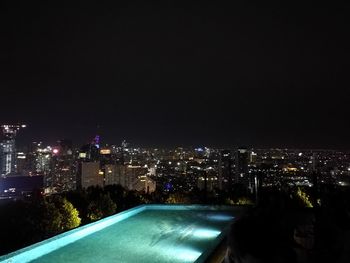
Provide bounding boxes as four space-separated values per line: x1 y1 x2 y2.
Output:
0 205 236 263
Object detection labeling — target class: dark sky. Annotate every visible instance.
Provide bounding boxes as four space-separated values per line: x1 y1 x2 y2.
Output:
1 1 349 148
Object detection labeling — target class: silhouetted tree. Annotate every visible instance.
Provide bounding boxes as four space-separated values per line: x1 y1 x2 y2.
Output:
64 189 89 223
87 193 117 221
104 184 126 211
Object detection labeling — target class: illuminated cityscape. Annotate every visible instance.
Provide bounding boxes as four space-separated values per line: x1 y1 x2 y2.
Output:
1 125 350 262
1 128 350 200
1 1 350 262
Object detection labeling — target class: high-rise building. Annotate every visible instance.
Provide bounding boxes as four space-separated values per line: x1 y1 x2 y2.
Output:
123 165 148 190
0 124 26 176
104 164 126 186
236 147 249 185
16 152 27 175
79 143 100 162
134 175 156 193
198 167 218 192
45 140 76 193
218 150 233 190
80 161 103 188
35 147 52 174
24 142 52 178
249 151 258 164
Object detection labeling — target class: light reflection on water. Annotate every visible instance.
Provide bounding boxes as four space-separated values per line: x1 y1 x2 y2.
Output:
1 205 235 263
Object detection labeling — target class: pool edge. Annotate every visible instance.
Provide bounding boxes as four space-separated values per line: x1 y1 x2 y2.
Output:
0 205 147 263
0 204 237 263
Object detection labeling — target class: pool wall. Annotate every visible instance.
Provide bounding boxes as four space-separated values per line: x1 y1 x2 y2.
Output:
195 227 229 263
0 205 146 263
0 205 234 263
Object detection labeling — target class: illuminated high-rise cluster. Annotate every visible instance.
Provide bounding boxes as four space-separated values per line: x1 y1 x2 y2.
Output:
0 124 26 176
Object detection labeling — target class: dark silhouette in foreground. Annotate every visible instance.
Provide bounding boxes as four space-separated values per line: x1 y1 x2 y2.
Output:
225 211 297 263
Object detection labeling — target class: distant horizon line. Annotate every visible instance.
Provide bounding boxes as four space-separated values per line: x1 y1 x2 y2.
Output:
14 141 350 152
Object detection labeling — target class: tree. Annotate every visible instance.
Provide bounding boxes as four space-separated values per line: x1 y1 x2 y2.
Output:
225 197 254 206
40 199 63 236
104 184 126 210
87 193 117 221
59 198 81 230
64 189 89 224
124 190 144 209
166 192 191 204
47 195 81 231
296 187 313 208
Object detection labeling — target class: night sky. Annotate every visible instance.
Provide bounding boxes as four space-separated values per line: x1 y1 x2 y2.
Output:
1 1 349 148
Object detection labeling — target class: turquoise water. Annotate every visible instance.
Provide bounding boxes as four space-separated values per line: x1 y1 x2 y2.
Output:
0 205 235 263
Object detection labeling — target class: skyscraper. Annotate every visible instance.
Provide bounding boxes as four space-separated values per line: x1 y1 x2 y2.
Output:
218 150 233 190
80 161 103 188
46 140 76 193
0 124 26 176
236 147 249 185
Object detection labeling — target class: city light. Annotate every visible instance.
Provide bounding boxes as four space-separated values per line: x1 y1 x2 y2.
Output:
100 149 111 155
1 2 349 262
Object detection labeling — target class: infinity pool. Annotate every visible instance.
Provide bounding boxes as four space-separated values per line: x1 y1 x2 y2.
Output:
0 205 236 263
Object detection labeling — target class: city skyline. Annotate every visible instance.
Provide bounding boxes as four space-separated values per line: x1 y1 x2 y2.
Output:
7 123 350 150
1 2 350 148
2 2 350 262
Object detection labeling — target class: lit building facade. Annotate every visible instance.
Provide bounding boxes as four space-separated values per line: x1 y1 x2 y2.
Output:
36 147 52 174
80 161 103 188
134 175 156 193
104 164 126 186
0 124 26 176
236 148 249 185
218 150 233 190
45 140 76 193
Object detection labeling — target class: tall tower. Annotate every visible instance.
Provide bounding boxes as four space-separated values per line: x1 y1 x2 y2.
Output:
236 147 249 185
0 124 26 176
218 150 233 190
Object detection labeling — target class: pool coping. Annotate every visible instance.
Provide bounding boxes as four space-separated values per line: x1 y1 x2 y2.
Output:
195 223 231 263
0 204 235 263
